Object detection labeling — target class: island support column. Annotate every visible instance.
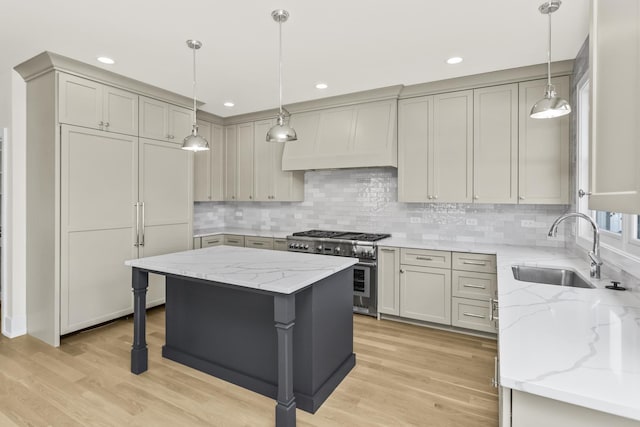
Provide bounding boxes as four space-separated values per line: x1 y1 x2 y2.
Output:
131 268 149 374
274 294 296 427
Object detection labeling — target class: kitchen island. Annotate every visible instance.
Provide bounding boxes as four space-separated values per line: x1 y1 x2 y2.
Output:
125 245 358 427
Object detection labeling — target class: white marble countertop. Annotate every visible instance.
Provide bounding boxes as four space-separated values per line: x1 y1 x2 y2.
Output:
494 245 640 421
193 227 291 239
125 245 358 294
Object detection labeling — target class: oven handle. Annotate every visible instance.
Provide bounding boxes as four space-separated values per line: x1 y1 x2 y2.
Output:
356 261 377 267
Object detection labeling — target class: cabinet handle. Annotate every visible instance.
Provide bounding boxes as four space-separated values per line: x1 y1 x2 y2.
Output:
416 256 433 261
227 240 239 243
462 312 486 319
578 189 592 198
489 298 499 321
474 195 479 200
463 260 487 266
492 356 499 388
380 248 396 252
253 242 264 246
400 269 405 274
140 202 145 247
433 195 438 200
104 122 110 127
134 202 140 247
463 283 486 289
519 196 525 200
428 195 433 200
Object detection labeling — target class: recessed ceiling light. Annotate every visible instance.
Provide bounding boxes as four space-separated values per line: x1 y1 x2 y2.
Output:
446 56 463 65
223 101 235 107
315 83 328 89
97 56 115 65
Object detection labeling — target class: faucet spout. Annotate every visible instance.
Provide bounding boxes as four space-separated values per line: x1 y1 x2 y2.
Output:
548 212 602 279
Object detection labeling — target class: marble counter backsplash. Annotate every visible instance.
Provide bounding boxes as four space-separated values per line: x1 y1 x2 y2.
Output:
195 168 570 247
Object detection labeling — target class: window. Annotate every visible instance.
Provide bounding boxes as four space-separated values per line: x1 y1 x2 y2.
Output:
576 75 640 260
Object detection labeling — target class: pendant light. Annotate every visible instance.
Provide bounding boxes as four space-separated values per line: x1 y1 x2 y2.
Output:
266 9 297 143
530 1 571 119
182 39 210 151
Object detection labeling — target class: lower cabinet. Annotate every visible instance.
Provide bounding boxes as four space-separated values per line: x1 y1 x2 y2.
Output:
223 234 245 247
400 264 451 324
273 238 288 251
509 389 638 427
377 245 497 333
245 236 274 250
194 234 287 251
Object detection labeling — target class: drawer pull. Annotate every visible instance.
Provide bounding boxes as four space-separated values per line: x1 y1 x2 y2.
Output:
463 312 486 319
463 283 486 289
489 298 499 321
227 240 239 243
380 248 396 252
416 256 433 261
463 260 487 266
253 242 264 246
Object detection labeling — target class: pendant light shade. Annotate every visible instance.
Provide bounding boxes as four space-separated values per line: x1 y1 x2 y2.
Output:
182 39 210 151
530 1 571 119
266 9 297 143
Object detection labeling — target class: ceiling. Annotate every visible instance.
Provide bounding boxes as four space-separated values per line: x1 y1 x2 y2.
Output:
3 0 590 117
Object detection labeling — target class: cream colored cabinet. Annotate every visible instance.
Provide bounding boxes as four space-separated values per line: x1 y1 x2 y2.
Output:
138 138 193 306
273 239 288 251
282 99 397 170
589 0 640 214
400 264 451 325
60 130 193 334
58 73 138 136
60 125 139 334
224 235 245 246
378 246 400 316
139 96 192 143
451 252 497 333
193 237 202 249
254 119 304 202
224 125 238 201
237 122 255 201
245 236 274 250
473 84 519 204
202 235 223 247
193 119 224 201
518 77 570 204
398 92 473 203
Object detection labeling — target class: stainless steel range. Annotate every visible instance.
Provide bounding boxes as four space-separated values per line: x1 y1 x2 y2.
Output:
286 230 391 317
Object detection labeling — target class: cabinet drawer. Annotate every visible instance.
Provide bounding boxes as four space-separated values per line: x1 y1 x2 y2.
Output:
273 239 288 251
245 236 274 250
401 248 451 269
193 237 202 249
452 270 497 300
452 252 496 273
223 234 245 247
451 297 496 333
202 235 223 247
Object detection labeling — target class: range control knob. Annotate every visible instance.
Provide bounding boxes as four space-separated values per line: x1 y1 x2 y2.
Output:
289 243 295 248
304 244 309 250
335 247 341 254
316 245 322 251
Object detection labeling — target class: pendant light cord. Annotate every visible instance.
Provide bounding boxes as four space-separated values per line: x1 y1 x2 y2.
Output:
192 44 197 126
278 19 283 116
547 1 552 87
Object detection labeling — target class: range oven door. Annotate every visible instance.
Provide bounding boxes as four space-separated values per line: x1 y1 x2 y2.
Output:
353 261 377 316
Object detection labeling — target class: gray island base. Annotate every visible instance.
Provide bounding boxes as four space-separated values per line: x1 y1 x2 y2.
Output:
126 246 358 427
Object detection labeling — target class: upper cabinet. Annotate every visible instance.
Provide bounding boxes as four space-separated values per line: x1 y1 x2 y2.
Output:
139 96 193 143
58 73 138 136
473 84 519 204
282 99 397 170
398 91 473 203
224 121 255 201
193 119 225 202
590 0 640 214
518 77 570 204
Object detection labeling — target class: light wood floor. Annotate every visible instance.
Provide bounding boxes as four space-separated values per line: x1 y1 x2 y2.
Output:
0 307 498 426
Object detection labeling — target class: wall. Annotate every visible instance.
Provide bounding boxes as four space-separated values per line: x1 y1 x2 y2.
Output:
195 167 569 247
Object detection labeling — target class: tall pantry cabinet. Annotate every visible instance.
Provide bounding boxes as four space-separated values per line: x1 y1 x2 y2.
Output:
16 52 194 346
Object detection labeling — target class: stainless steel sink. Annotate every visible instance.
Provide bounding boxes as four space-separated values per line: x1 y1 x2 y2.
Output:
511 265 595 288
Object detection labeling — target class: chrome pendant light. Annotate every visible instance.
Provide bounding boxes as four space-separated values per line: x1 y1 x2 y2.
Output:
530 1 571 119
266 9 297 143
182 39 210 151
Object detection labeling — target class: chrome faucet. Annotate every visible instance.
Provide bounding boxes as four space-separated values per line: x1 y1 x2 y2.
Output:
548 212 602 279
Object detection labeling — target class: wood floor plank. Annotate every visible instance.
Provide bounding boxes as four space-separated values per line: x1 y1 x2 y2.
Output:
0 306 498 426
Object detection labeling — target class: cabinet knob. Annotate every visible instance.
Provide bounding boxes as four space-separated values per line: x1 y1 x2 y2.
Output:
249 195 253 200
519 196 525 200
400 269 405 274
578 189 592 198
433 195 438 200
99 121 104 127
428 195 433 200
104 122 110 127
474 195 479 200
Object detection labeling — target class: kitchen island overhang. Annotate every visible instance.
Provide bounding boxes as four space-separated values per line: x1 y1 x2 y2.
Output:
125 246 359 427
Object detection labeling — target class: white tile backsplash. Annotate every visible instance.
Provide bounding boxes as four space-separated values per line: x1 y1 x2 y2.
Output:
195 168 570 247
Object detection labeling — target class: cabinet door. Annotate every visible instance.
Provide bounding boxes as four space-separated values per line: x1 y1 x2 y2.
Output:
193 119 212 201
400 265 451 324
432 91 473 203
224 125 238 201
398 97 431 202
140 96 169 141
237 122 255 201
223 235 245 246
254 119 275 201
378 246 400 315
451 297 495 333
281 111 321 171
589 0 640 213
168 104 193 142
210 124 225 201
201 235 223 247
473 84 519 203
60 125 138 334
103 85 139 136
518 77 570 204
58 73 103 130
139 138 193 305
245 236 274 250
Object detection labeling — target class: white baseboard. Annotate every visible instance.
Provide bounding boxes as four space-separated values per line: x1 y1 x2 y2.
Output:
2 313 27 338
